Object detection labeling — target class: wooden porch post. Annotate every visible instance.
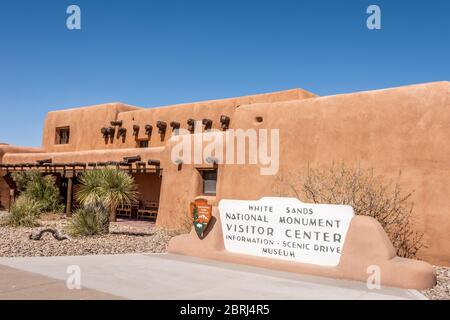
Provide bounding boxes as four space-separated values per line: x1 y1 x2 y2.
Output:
8 189 14 213
66 177 73 216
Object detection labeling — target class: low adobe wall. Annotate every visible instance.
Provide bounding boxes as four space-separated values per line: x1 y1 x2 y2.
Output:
0 145 44 162
1 147 165 165
169 208 436 290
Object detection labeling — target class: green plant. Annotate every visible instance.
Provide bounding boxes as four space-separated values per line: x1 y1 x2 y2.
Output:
11 170 63 213
11 170 41 192
1 195 42 227
76 167 138 232
66 201 109 237
274 163 424 259
25 175 64 213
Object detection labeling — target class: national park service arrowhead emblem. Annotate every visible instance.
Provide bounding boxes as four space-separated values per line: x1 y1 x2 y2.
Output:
190 198 212 238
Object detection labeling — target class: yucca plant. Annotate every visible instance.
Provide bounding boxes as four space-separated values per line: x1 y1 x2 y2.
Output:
76 167 139 232
66 201 109 236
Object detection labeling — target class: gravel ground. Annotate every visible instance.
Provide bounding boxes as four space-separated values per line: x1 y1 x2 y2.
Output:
422 267 450 300
0 212 181 257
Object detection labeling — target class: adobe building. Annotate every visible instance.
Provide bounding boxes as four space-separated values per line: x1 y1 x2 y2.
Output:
0 81 449 267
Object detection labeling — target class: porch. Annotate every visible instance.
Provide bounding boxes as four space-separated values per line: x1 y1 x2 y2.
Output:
0 157 163 221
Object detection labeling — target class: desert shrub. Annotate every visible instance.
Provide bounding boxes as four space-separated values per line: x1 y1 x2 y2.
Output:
24 176 64 213
11 170 41 192
173 187 196 235
175 210 195 235
1 195 42 227
274 163 424 259
66 201 109 237
11 170 63 213
76 167 138 232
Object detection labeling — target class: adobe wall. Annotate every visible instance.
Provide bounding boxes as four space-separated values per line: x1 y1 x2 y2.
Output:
217 81 449 266
41 103 142 153
155 82 450 266
114 88 316 149
40 89 316 153
1 147 164 165
156 143 202 228
0 145 44 162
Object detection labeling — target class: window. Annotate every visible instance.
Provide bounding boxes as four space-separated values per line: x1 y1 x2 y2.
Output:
56 127 70 145
138 140 149 148
199 169 218 196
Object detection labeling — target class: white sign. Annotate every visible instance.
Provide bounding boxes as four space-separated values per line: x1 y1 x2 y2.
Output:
219 197 354 267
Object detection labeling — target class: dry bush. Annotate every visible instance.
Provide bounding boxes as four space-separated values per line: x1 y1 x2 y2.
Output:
11 170 64 214
153 214 192 236
274 163 424 259
164 187 194 235
1 195 42 228
172 211 194 235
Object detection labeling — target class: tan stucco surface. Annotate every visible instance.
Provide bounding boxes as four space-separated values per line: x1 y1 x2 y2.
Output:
41 103 141 152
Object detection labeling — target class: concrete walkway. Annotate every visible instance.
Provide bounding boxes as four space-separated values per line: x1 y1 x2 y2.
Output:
0 265 122 300
0 254 427 300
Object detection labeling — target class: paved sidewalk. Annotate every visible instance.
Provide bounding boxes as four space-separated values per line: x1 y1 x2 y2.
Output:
0 254 427 300
0 265 121 300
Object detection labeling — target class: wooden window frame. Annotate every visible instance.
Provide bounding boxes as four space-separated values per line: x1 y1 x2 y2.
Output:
198 168 218 196
55 127 70 145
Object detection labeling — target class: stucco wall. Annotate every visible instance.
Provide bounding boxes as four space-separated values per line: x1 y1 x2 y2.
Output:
1 147 164 165
154 82 450 266
212 81 450 266
0 145 44 162
40 89 316 152
41 103 142 152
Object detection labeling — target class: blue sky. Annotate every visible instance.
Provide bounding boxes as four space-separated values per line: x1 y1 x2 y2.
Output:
0 0 449 147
